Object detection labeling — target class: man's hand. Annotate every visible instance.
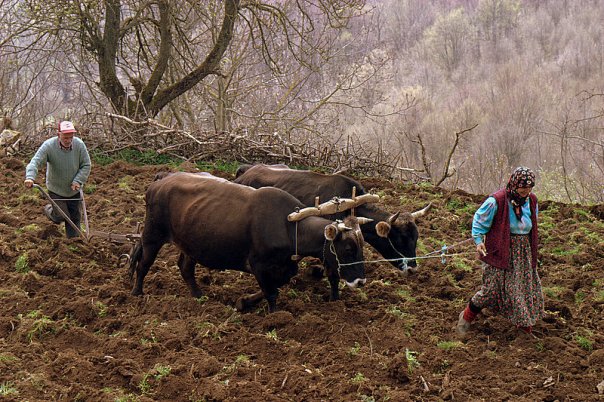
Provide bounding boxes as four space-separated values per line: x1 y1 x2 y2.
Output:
476 243 487 257
24 179 34 188
71 182 81 191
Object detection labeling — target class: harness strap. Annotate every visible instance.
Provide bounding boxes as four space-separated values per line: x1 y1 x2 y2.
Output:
291 221 301 261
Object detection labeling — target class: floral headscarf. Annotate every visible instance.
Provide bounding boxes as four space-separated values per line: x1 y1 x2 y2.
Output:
506 166 535 220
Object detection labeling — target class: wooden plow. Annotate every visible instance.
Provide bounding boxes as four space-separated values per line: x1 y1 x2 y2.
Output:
33 184 142 265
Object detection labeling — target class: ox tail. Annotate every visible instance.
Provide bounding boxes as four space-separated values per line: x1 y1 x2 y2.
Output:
235 164 253 178
128 242 143 282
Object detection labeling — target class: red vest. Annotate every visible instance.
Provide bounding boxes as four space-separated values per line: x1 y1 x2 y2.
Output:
479 189 538 270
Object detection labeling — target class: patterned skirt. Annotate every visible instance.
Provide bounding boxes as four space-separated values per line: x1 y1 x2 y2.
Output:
471 235 544 327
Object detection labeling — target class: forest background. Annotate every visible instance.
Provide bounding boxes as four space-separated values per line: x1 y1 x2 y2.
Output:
1 0 603 203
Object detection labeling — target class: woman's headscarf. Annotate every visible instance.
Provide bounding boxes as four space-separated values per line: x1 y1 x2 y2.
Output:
506 167 535 220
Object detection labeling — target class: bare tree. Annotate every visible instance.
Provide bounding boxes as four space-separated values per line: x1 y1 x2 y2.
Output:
421 7 472 79
476 0 520 46
539 91 604 203
9 1 366 121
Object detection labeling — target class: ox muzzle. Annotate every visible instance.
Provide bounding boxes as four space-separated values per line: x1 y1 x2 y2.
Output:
345 277 367 289
398 257 417 270
339 259 366 288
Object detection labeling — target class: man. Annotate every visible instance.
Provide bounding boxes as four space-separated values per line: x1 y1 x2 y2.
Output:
24 121 91 238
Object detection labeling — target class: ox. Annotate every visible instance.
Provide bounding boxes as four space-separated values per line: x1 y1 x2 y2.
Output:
234 164 431 272
129 172 370 312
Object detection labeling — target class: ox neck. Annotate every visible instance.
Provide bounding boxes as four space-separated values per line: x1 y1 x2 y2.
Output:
293 217 331 258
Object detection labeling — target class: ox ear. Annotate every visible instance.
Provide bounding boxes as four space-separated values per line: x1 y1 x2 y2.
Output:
387 212 400 225
411 203 432 220
356 217 374 225
324 224 338 241
375 221 391 238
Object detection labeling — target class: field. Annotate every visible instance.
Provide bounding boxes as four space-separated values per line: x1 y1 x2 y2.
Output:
0 155 603 401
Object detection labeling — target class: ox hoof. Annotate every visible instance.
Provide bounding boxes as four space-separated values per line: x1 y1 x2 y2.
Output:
309 265 324 279
235 297 247 312
131 289 143 296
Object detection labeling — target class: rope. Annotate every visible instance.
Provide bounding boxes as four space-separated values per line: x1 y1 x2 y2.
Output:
422 237 475 256
337 237 477 267
328 241 341 276
337 251 474 266
300 226 476 272
326 229 367 274
386 237 411 270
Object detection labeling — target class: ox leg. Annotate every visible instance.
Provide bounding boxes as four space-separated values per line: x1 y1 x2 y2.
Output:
257 272 280 313
235 288 279 313
311 266 325 279
132 242 162 296
264 289 279 313
177 253 203 298
327 271 340 301
247 258 295 313
235 290 264 312
305 257 324 279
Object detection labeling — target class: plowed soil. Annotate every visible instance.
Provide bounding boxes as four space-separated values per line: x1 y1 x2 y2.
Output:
1 155 603 401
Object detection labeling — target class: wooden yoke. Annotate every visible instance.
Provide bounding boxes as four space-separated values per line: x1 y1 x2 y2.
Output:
288 188 380 222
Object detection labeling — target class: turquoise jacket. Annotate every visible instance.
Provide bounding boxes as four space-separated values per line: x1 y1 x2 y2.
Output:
472 194 538 245
25 136 91 197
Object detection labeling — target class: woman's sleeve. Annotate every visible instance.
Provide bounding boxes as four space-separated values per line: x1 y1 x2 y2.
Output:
472 197 497 244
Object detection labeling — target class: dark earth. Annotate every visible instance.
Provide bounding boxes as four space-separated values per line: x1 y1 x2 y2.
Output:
1 155 603 401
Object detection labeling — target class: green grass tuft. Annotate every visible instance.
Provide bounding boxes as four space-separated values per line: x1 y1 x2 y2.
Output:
350 372 367 384
575 335 593 351
0 382 18 396
15 253 29 273
542 286 564 299
437 340 463 351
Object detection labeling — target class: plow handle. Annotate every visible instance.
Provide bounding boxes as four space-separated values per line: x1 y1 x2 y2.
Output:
32 184 87 240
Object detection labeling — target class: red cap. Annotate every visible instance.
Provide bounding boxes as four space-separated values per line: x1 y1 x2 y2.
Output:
58 121 77 134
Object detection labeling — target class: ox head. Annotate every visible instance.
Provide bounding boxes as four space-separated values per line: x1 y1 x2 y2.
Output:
323 215 371 288
371 203 431 271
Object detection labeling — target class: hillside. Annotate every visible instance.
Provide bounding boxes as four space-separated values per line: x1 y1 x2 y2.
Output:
0 155 603 401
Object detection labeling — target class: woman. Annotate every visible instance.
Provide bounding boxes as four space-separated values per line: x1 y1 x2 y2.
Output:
457 167 544 335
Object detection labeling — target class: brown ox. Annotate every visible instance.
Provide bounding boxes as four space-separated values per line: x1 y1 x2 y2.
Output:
235 164 431 272
129 172 369 312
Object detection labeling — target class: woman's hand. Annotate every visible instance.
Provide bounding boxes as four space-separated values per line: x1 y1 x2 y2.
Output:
476 243 487 257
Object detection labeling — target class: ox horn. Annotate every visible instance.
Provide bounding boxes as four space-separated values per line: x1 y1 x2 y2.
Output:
336 222 352 232
411 203 432 219
356 217 374 225
387 212 400 225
